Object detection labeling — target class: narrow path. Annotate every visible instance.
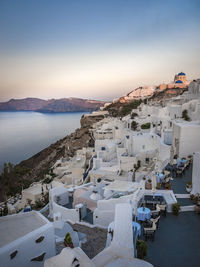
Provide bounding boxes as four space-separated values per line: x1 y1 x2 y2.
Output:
68 222 107 258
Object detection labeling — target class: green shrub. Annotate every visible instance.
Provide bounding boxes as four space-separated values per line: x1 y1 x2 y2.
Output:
131 121 138 131
165 183 171 190
141 122 151 129
120 100 142 116
172 202 180 215
64 232 73 244
156 182 162 189
43 176 53 184
136 240 147 259
186 181 192 187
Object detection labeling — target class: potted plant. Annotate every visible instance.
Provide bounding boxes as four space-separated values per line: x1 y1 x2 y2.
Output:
193 194 200 205
194 201 200 214
64 232 74 248
156 183 161 189
190 194 194 201
136 240 147 259
164 183 171 190
172 203 180 215
186 181 192 193
145 179 152 190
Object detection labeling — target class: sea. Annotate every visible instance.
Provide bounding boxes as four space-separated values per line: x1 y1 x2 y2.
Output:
0 111 87 171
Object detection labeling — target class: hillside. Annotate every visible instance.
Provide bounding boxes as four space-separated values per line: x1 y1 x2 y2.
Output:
0 97 105 112
105 86 188 117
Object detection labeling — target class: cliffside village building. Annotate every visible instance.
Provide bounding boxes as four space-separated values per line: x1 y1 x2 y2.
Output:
1 75 200 266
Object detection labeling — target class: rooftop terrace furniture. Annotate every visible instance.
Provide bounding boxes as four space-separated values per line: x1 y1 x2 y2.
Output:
150 216 160 228
143 220 153 228
151 209 160 218
144 195 165 206
144 230 155 241
164 170 170 177
177 168 183 176
144 222 156 241
163 177 170 184
137 207 151 221
132 221 142 237
145 203 155 211
157 204 167 216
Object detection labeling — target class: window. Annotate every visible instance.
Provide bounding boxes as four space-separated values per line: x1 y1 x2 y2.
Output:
31 253 46 262
35 236 45 243
10 251 18 259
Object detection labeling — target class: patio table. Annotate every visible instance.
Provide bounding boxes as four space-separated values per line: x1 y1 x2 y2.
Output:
137 207 151 221
177 158 187 167
132 221 141 237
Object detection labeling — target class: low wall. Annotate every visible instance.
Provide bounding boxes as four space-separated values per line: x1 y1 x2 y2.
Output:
52 202 79 222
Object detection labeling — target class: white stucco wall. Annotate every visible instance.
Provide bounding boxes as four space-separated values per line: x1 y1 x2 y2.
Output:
173 121 200 157
191 152 200 195
93 197 132 227
0 212 55 267
49 187 79 223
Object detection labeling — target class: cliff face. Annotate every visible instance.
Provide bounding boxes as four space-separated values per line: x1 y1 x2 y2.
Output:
0 97 105 112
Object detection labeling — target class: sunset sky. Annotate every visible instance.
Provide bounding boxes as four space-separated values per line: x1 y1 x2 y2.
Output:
0 0 200 102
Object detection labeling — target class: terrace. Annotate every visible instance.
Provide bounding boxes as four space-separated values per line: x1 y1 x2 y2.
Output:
138 162 200 266
145 212 200 267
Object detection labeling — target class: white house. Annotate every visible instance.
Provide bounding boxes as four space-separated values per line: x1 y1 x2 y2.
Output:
172 121 200 157
44 203 153 267
0 211 56 267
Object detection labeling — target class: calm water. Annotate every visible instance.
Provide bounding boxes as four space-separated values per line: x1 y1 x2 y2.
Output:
0 111 87 171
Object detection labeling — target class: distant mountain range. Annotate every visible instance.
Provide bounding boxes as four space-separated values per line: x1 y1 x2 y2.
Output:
0 97 105 112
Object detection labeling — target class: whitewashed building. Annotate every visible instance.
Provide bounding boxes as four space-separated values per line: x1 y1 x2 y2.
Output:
172 121 200 157
0 211 56 267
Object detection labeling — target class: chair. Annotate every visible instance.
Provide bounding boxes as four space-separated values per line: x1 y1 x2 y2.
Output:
157 204 167 217
164 170 170 177
151 209 160 218
150 216 160 228
143 220 153 228
144 222 156 241
165 177 170 183
177 169 182 176
144 230 155 241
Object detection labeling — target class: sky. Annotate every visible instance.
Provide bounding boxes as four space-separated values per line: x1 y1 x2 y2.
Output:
0 0 200 102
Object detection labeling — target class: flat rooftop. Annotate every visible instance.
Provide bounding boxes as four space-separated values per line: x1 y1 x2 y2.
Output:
0 211 47 247
174 120 200 127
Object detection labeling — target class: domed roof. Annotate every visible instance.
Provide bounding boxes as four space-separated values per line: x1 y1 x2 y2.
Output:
175 80 183 84
90 191 103 201
178 72 186 76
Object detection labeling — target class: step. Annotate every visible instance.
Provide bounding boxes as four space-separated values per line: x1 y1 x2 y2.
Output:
180 205 195 212
175 194 190 199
